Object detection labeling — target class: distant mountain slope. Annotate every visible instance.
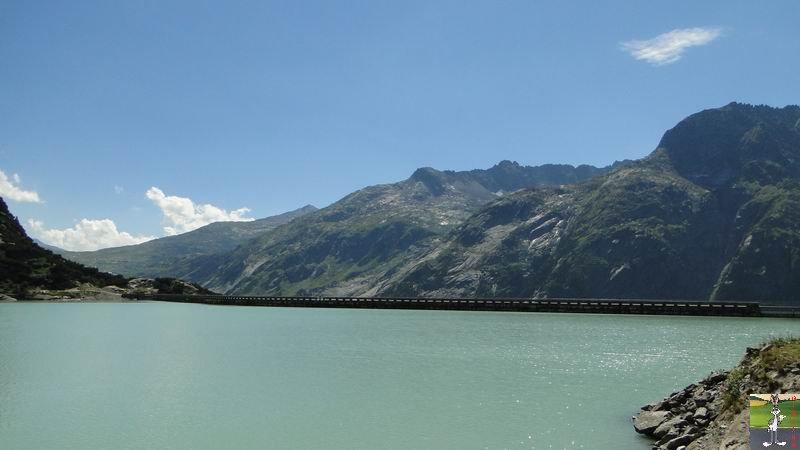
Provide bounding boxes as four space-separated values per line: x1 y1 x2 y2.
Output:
33 238 65 253
0 197 126 296
203 161 613 295
380 103 800 304
57 205 317 281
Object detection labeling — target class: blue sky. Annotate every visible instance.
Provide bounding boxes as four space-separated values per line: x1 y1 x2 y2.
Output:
1 0 798 250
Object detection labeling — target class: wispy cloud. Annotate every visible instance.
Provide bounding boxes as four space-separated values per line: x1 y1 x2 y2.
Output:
622 27 722 66
145 187 254 236
28 218 155 251
0 169 42 203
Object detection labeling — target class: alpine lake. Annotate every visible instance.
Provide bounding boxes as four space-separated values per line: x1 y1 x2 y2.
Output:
2 301 799 449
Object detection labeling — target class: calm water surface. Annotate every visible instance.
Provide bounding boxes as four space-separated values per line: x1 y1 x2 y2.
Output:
2 302 800 450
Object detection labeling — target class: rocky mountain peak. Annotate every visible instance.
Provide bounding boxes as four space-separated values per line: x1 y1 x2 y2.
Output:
409 167 447 196
655 102 800 189
492 160 521 169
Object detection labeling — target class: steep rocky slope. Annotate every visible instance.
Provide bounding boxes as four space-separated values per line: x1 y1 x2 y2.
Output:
203 162 612 295
382 103 800 303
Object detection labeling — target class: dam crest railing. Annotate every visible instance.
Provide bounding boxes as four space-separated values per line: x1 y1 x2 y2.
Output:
127 293 776 317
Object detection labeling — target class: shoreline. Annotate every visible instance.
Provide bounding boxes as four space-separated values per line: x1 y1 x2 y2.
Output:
633 338 800 449
1 297 137 303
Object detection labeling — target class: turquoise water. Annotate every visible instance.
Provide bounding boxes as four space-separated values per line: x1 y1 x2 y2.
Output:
1 302 799 450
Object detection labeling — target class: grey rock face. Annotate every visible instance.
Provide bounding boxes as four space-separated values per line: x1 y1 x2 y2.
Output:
633 410 671 434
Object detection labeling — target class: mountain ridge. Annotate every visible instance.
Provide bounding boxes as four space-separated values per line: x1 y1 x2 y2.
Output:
55 204 318 281
379 102 800 304
51 102 800 304
202 161 614 295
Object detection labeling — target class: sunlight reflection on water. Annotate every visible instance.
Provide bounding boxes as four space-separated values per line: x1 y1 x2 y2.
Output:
1 304 799 449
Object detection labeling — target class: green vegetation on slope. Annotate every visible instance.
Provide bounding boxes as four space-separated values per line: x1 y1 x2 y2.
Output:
0 197 127 296
57 205 317 281
204 161 613 295
721 337 800 419
383 103 800 304
47 103 800 304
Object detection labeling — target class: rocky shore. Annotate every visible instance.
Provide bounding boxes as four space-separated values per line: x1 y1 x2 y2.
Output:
633 338 800 449
1 277 213 301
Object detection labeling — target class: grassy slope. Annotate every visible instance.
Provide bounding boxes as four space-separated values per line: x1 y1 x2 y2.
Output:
0 197 127 295
721 338 800 420
749 399 799 428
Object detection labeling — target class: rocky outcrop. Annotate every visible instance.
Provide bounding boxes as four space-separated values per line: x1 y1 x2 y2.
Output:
633 338 800 449
124 277 213 297
24 278 215 301
633 372 726 449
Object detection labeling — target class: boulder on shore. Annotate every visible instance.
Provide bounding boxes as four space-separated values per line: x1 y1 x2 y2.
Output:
633 410 671 434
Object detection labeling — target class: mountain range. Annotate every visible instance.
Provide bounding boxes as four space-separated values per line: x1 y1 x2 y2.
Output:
54 162 613 295
382 103 800 304
202 161 614 295
36 102 800 304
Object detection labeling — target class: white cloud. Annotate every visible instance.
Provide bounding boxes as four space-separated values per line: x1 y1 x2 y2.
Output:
622 27 722 65
114 185 124 194
145 187 254 236
28 218 156 252
0 169 42 203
